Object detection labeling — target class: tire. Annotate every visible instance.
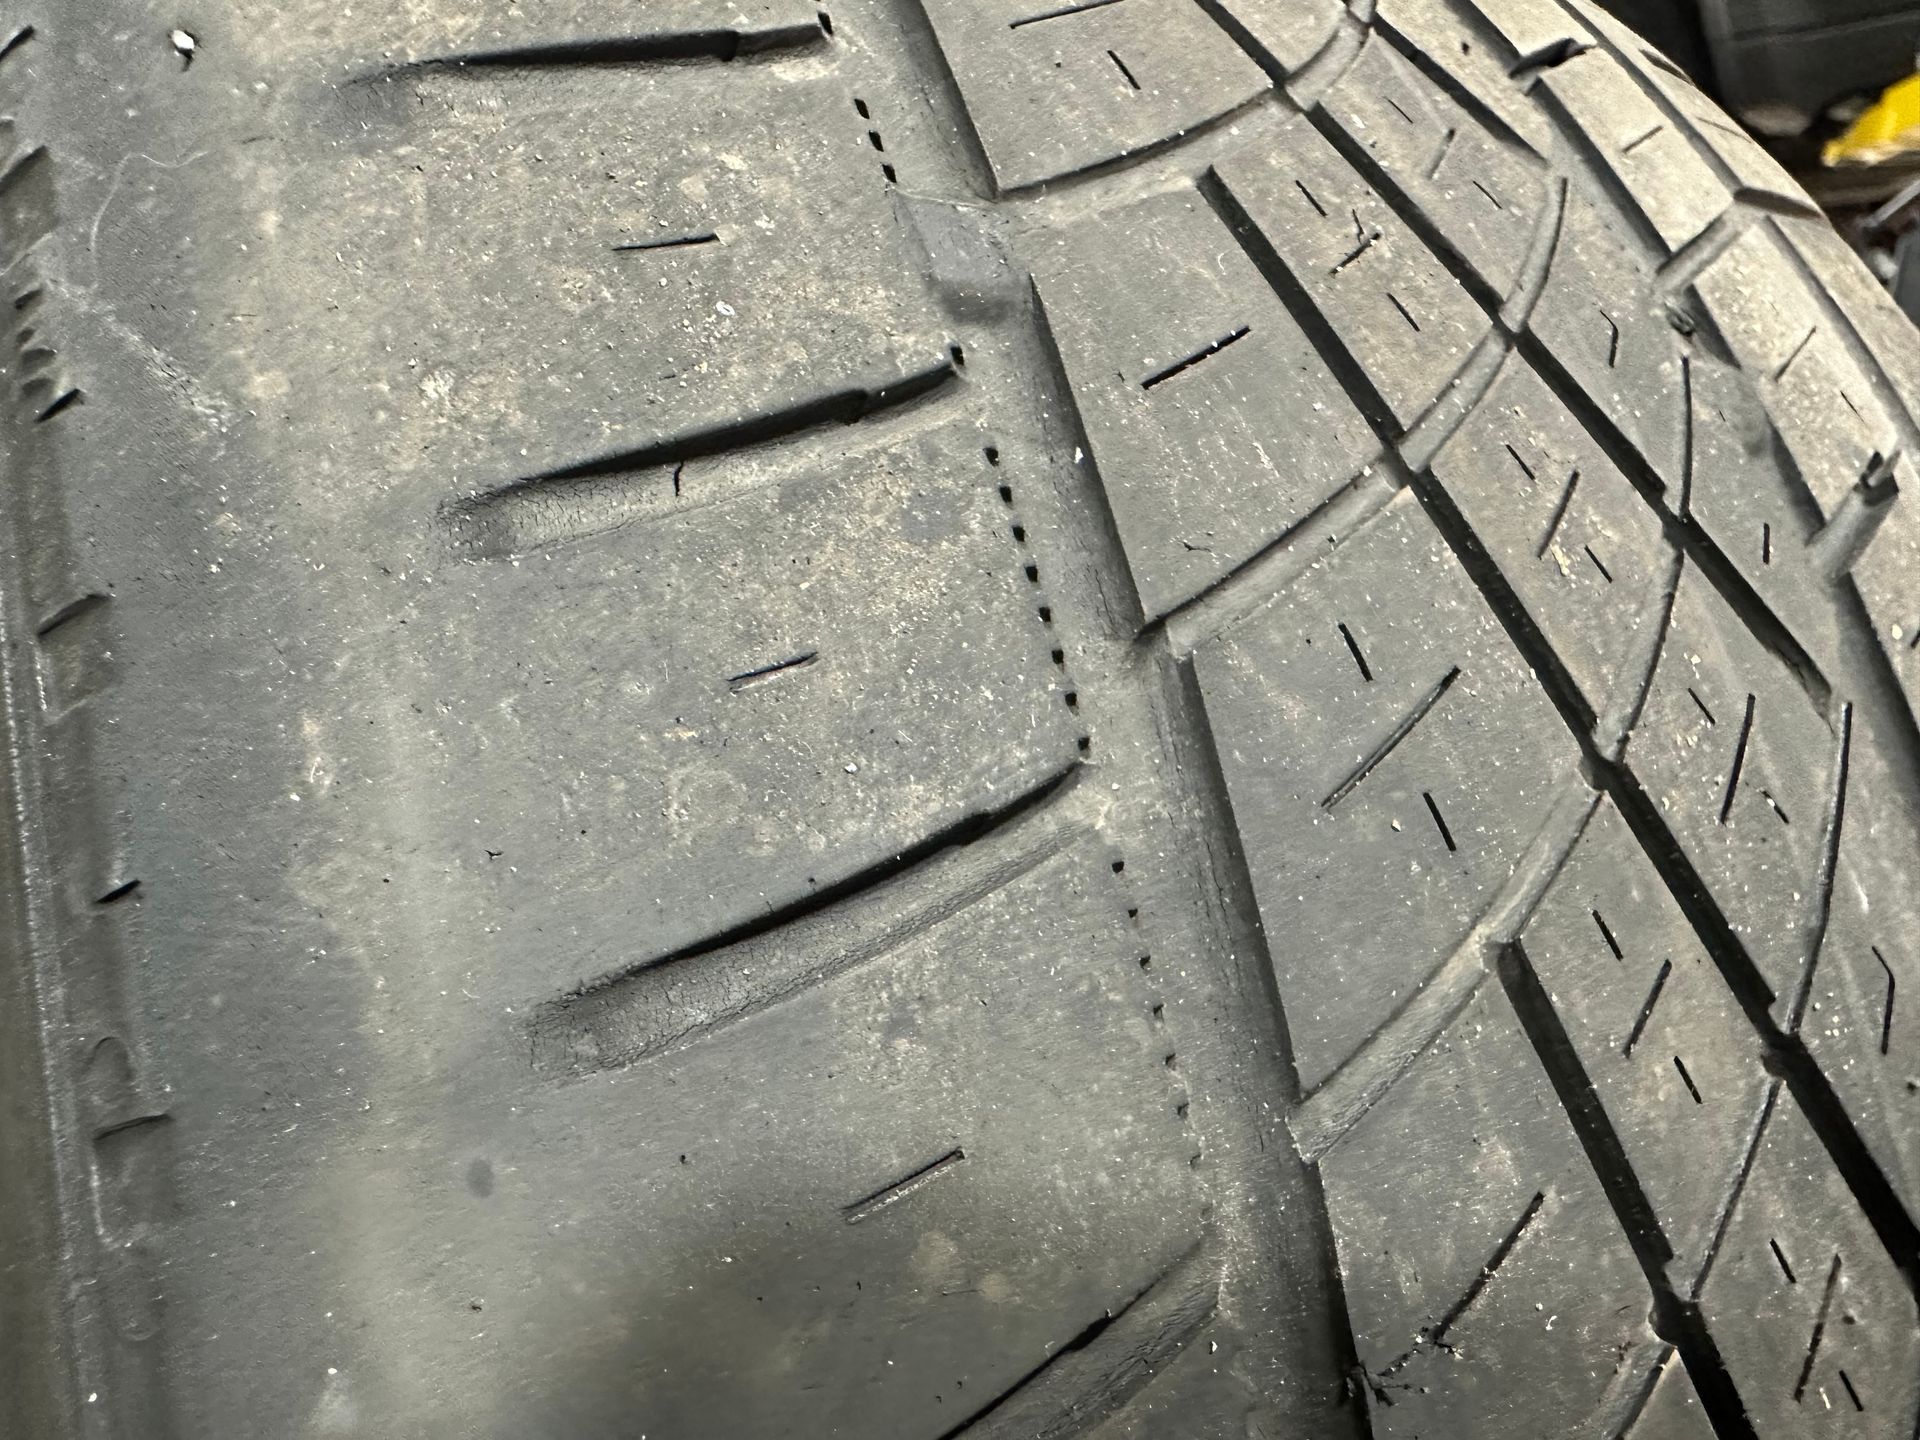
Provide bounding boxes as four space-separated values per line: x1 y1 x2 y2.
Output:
3 1 1919 1437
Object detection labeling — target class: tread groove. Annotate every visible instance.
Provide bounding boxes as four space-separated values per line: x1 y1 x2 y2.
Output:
1715 693 1755 826
1593 907 1625 959
1006 0 1124 31
1283 7 1369 107
528 763 1087 1074
1338 621 1374 681
1603 754 1920 1297
1600 1347 1681 1440
1025 280 1149 633
1419 789 1458 850
1783 703 1853 1031
612 231 719 252
1658 195 1822 293
1536 468 1580 556
1291 776 1602 1162
1508 36 1594 81
1155 462 1403 657
372 21 826 73
1158 652 1376 1437
726 650 819 691
443 357 960 558
1497 943 1761 1440
1872 945 1896 1057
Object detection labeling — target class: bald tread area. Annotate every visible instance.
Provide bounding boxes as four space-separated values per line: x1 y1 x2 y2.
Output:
2 0 1918 1437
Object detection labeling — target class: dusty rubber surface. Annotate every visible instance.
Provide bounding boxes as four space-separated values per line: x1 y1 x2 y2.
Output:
1 0 1919 1436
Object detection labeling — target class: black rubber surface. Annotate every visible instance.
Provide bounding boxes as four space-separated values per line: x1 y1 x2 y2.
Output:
2 1 1919 1437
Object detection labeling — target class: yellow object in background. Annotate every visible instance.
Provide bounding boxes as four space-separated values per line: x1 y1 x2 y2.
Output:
1826 72 1920 166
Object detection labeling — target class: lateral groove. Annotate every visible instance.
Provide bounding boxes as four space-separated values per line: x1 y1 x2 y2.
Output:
1291 775 1603 1162
1279 49 1837 716
528 764 1086 1075
374 21 826 74
443 358 959 557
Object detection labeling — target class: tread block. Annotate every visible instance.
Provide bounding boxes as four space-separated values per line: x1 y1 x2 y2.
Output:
332 67 946 491
442 846 1206 1438
1699 1095 1920 1436
1850 495 1920 723
1204 0 1344 79
1375 0 1554 155
917 0 1268 193
1692 224 1902 518
1526 191 1688 485
1190 494 1573 1091
1771 217 1920 722
402 412 1079 998
1457 0 1594 61
1319 983 1658 1439
1775 215 1920 440
1321 32 1551 299
1800 714 1920 1221
1682 351 1849 675
1032 186 1375 622
1625 572 1835 1015
1520 800 1772 1278
1538 51 1728 254
1213 115 1494 431
1622 1350 1716 1438
1635 49 1809 206
1429 352 1670 719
